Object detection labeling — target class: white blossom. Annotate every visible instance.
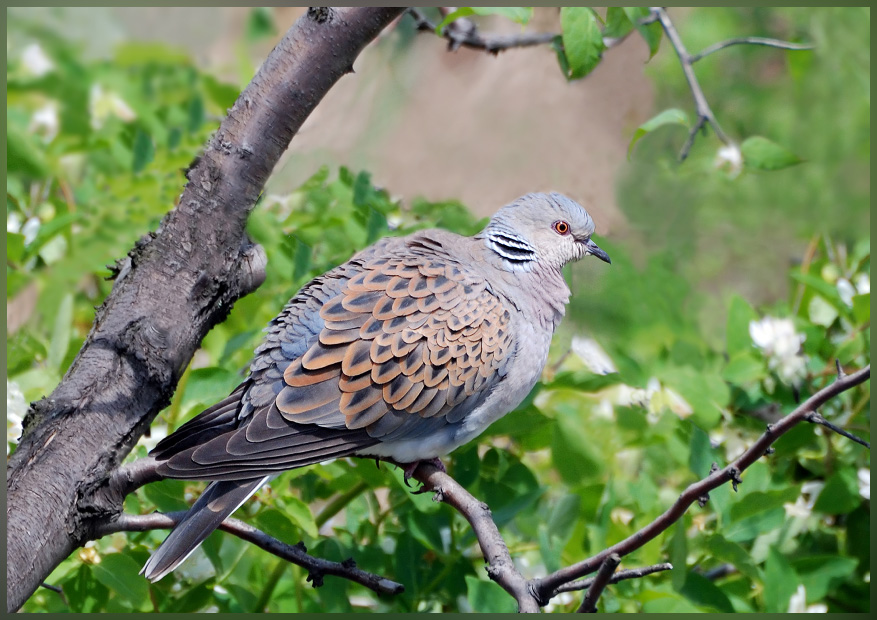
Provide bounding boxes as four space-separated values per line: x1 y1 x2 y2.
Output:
858 468 869 500
7 381 27 455
21 216 41 245
21 43 54 77
749 316 807 386
386 213 404 231
28 102 60 142
787 585 827 613
176 548 215 583
783 480 824 519
134 421 168 453
89 84 137 130
7 211 23 234
836 278 856 307
715 143 743 178
571 335 617 375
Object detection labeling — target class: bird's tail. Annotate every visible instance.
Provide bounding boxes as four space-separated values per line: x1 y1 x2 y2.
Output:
140 476 269 582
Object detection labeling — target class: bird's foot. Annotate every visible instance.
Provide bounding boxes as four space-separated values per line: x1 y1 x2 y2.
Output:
401 457 446 487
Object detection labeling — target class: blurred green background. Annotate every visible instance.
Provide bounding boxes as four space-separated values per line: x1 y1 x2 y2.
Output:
7 6 870 613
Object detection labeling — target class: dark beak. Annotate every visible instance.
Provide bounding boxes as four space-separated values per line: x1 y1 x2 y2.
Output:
585 239 611 264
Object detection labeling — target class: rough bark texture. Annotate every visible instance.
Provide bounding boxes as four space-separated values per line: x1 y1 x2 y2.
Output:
6 7 405 612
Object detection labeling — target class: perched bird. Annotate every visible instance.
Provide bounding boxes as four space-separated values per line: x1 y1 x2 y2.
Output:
141 192 610 581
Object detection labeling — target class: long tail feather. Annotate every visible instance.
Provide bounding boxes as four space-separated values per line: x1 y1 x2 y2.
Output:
140 476 269 582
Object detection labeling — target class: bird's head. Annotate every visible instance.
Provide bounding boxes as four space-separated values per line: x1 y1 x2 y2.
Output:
481 192 611 272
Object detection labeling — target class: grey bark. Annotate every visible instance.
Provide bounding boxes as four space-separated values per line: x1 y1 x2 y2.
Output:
6 7 405 612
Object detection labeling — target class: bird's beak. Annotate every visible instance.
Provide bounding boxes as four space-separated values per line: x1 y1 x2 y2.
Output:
584 238 611 264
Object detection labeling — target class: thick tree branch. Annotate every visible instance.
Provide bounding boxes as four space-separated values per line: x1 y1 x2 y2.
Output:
5 7 405 612
96 512 404 598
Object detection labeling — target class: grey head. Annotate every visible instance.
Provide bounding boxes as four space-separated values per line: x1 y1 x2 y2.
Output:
479 192 611 272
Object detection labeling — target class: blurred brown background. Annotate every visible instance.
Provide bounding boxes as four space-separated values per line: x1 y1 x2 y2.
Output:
9 6 657 236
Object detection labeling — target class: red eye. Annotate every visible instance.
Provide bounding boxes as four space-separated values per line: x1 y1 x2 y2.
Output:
553 220 570 235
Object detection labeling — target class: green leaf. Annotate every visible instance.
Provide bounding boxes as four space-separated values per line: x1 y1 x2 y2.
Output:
7 231 26 262
628 108 689 159
560 7 606 80
246 6 277 42
793 555 858 601
275 495 319 538
289 236 312 283
547 493 581 542
763 547 797 613
114 42 191 66
722 352 764 385
23 212 81 261
729 488 799 521
725 488 798 542
91 553 149 606
680 572 734 612
181 367 241 414
47 292 73 371
603 7 634 40
143 478 190 513
62 564 109 612
813 469 861 515
688 422 715 479
670 520 688 591
656 366 728 428
131 129 155 173
741 136 803 171
202 75 240 111
187 95 205 133
254 506 314 542
851 292 870 325
436 7 533 34
726 295 758 357
789 271 848 314
551 35 570 78
623 7 662 58
465 575 518 613
705 534 762 582
6 125 50 178
551 412 603 484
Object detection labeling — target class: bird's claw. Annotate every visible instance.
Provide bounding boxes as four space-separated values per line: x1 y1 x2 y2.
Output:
401 457 446 487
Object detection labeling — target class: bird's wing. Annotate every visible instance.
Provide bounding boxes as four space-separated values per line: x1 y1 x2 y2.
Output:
152 233 516 481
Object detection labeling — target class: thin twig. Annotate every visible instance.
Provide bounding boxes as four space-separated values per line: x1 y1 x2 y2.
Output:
407 8 556 55
649 8 812 160
689 36 813 63
39 582 67 605
553 562 673 595
702 563 738 581
531 364 870 600
806 411 870 449
650 7 731 160
96 512 404 596
576 553 620 613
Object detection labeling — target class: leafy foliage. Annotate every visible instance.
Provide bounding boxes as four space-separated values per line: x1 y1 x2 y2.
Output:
8 7 869 614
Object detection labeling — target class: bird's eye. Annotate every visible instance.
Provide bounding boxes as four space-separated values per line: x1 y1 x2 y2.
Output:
553 220 570 235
